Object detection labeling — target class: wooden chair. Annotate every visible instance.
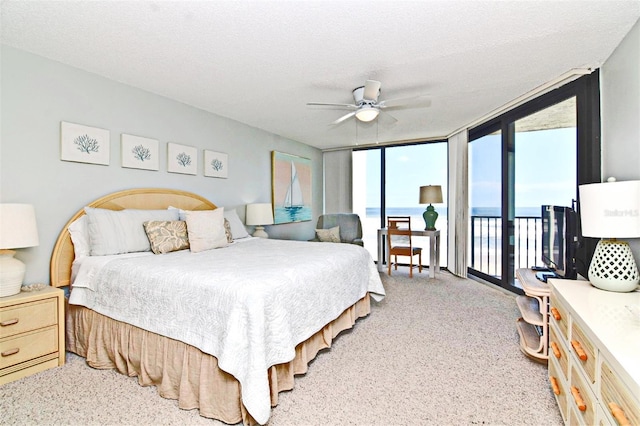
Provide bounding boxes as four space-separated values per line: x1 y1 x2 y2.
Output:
387 216 422 277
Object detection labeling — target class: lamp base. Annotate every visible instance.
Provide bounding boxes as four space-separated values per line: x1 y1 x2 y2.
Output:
0 250 25 297
252 226 269 238
423 205 438 230
588 240 639 292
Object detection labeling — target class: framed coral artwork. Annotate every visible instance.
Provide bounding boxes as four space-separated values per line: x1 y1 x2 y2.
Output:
60 121 110 165
167 142 197 175
204 150 228 178
121 134 159 171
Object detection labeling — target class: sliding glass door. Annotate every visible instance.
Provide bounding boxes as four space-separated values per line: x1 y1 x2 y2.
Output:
468 73 600 292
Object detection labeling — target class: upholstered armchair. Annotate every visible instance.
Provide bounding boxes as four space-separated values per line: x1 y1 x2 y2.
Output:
310 213 364 246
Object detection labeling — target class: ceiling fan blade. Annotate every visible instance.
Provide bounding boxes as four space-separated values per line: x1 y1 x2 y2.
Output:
331 111 357 125
380 110 398 124
307 102 357 110
378 95 431 109
363 80 381 100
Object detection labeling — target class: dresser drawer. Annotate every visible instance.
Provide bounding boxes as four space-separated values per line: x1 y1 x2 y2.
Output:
549 324 569 380
569 363 597 425
549 356 569 423
570 320 596 384
0 326 58 370
550 293 569 340
601 360 640 426
0 298 58 338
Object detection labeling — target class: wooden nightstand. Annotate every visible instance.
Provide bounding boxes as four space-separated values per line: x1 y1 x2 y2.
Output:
0 286 65 385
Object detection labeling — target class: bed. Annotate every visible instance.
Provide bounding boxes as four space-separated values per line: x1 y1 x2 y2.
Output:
50 188 385 425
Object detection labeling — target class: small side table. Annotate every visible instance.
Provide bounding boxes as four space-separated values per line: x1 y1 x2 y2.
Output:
0 286 65 385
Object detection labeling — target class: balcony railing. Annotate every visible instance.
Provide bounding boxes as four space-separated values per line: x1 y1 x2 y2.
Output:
470 215 542 278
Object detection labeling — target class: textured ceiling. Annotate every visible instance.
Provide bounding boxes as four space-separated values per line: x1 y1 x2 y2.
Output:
1 1 639 150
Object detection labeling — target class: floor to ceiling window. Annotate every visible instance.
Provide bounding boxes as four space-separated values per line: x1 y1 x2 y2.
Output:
468 73 600 292
469 130 503 278
353 142 448 268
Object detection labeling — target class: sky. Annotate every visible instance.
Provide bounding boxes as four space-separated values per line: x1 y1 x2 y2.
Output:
361 126 577 214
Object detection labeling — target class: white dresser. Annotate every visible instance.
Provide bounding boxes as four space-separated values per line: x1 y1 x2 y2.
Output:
548 279 639 425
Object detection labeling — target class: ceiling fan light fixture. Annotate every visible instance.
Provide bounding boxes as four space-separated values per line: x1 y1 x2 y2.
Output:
355 106 380 122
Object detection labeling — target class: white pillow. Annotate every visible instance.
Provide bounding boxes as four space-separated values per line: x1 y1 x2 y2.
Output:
184 208 228 253
68 215 90 258
85 207 179 256
168 206 187 221
223 208 250 240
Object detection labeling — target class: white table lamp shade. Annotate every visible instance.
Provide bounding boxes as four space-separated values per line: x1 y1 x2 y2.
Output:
578 180 640 292
579 180 640 238
246 203 274 238
0 204 40 297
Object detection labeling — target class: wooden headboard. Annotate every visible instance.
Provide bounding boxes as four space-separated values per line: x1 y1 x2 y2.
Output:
50 188 217 288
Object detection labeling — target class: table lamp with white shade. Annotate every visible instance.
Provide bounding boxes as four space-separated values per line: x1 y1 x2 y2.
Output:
419 185 443 230
579 178 640 292
0 204 40 297
246 203 274 238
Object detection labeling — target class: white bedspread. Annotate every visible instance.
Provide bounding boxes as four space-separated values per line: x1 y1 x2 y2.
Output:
69 238 385 424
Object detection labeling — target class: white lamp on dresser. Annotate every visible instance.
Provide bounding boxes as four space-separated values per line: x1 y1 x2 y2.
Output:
246 203 274 238
579 178 640 292
0 204 40 297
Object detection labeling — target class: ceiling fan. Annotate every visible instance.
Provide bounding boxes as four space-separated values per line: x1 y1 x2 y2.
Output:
307 80 431 125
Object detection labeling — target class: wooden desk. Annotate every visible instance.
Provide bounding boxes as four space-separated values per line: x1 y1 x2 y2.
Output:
377 228 441 278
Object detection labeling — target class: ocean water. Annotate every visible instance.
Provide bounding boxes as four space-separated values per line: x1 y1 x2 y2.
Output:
366 206 541 218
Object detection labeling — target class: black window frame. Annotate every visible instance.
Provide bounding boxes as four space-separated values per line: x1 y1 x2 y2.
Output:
468 71 601 292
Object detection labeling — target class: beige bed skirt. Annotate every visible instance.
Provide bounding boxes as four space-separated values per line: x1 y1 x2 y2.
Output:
66 294 371 425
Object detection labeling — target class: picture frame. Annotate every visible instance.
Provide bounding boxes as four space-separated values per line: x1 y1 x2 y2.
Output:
272 151 312 224
121 134 159 171
167 142 197 175
60 121 110 165
204 150 228 178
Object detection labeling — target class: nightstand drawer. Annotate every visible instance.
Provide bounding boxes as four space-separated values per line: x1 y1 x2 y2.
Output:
0 325 58 370
0 297 58 338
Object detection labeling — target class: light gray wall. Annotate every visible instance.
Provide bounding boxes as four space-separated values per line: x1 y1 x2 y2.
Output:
0 46 322 284
601 18 640 263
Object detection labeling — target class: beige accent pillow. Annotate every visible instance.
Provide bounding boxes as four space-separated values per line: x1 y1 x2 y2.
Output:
316 226 341 243
184 208 228 253
143 221 190 254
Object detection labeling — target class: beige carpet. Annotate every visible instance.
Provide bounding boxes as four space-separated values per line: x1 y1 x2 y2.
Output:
1 269 563 425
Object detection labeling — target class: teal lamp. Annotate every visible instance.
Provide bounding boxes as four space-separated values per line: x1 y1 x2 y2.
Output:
419 185 443 231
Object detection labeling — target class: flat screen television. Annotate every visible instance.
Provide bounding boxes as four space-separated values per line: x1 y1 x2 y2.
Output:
541 205 577 279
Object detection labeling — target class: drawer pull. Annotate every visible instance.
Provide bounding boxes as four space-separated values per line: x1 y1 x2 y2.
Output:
571 340 588 361
550 341 561 359
550 376 561 395
0 318 19 326
570 386 587 411
550 307 562 321
1 348 20 357
608 402 631 426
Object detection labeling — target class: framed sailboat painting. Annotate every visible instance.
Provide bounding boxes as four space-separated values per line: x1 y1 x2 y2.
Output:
272 151 312 224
